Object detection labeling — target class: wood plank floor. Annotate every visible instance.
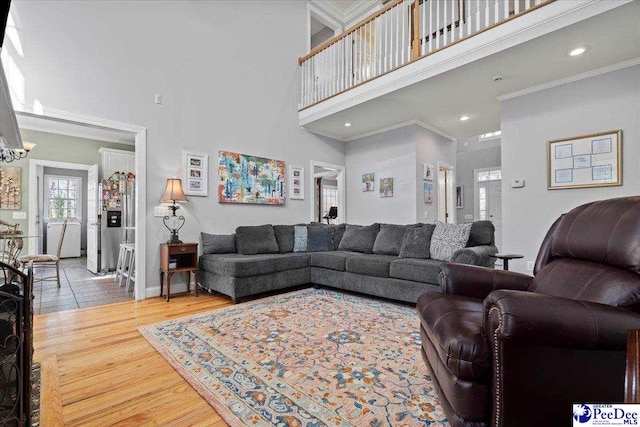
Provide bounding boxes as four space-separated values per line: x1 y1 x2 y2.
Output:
34 293 234 426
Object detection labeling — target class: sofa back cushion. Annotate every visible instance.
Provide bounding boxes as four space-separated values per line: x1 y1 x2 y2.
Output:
201 233 236 254
399 224 435 259
467 221 495 247
235 224 279 255
373 224 407 255
338 224 380 254
273 225 295 253
430 222 472 261
307 225 334 252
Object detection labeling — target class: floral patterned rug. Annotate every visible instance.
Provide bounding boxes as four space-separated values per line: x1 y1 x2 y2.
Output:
139 288 447 426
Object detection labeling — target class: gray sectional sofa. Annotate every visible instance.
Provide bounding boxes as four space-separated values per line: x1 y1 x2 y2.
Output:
198 221 497 304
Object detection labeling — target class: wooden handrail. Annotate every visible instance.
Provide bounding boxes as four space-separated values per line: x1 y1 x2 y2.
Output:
298 0 404 65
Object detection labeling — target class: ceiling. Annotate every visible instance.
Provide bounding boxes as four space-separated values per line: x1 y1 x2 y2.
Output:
304 1 640 141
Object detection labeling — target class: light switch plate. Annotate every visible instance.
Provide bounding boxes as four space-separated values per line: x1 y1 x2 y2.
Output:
12 211 27 220
512 179 525 188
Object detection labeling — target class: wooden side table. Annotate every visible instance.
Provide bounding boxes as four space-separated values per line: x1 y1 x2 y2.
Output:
159 243 199 302
493 253 524 271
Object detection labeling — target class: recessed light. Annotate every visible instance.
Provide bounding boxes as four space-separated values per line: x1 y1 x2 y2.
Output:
344 122 352 127
569 47 587 57
459 115 471 121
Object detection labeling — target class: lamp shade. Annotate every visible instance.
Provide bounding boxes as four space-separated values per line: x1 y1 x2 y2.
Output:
160 178 189 203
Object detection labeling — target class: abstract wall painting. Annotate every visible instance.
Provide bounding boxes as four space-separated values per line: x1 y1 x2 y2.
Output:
380 177 393 198
218 151 286 205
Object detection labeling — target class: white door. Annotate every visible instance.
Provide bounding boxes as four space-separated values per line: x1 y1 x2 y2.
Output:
87 164 99 273
474 168 502 251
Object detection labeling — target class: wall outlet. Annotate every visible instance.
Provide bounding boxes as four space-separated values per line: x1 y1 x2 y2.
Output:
12 211 27 220
154 206 170 217
527 261 535 271
464 214 473 220
424 211 428 219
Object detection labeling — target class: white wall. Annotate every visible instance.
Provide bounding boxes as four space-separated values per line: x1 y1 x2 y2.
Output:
344 125 455 224
501 65 640 274
4 1 345 292
345 126 416 224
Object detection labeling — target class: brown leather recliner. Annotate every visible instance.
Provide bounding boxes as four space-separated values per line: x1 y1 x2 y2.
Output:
417 196 640 426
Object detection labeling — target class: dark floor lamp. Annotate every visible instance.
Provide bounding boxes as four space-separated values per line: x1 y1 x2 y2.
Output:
160 178 189 244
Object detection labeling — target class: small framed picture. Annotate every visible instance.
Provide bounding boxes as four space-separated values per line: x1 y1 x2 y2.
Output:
289 166 304 200
184 150 209 196
362 172 375 192
423 164 434 181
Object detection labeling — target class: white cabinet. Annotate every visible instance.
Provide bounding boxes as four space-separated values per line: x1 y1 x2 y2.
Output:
99 147 135 178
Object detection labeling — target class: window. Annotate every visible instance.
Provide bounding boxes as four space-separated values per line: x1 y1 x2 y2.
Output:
477 169 501 182
45 175 81 220
479 130 502 141
322 187 338 217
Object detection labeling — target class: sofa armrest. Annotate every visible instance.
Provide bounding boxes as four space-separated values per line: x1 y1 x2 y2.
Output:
451 245 498 267
439 263 533 299
485 290 640 350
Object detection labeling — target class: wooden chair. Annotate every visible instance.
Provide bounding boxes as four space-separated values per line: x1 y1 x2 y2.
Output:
19 220 67 287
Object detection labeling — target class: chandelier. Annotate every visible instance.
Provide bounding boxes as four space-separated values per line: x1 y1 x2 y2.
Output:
0 141 36 163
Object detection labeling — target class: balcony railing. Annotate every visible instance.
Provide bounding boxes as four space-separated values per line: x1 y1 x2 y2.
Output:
298 0 553 110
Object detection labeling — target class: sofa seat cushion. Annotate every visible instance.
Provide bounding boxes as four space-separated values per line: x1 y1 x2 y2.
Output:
345 254 397 278
417 292 491 383
389 258 444 284
199 253 310 278
310 251 359 272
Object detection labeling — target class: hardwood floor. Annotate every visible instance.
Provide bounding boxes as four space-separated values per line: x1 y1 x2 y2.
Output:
34 293 234 426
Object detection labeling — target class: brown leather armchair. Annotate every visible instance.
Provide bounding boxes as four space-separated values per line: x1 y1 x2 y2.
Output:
417 196 640 426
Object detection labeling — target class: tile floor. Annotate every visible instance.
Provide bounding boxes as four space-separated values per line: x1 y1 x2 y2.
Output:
33 257 135 315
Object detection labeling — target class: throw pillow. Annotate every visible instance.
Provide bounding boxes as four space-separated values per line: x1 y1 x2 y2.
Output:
338 223 380 253
307 225 334 252
373 224 407 256
201 233 236 254
332 223 347 250
273 225 295 253
430 222 473 261
235 225 279 255
293 225 308 252
399 224 435 259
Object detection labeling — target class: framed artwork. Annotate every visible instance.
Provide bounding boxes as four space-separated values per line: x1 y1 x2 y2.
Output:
184 151 209 196
289 166 304 200
218 151 286 205
456 185 463 208
380 177 393 198
424 182 433 203
423 164 434 181
548 130 622 190
362 172 375 192
0 167 21 209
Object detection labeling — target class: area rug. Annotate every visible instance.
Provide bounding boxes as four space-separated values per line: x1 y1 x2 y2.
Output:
139 288 447 426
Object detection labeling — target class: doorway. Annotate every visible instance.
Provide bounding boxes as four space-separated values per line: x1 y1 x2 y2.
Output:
437 162 455 223
310 160 345 224
474 167 502 251
17 110 147 300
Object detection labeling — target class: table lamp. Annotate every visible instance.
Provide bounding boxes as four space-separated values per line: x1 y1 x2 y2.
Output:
160 178 189 243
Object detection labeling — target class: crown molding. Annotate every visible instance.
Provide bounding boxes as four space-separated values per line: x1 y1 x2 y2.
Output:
311 0 378 24
497 57 640 101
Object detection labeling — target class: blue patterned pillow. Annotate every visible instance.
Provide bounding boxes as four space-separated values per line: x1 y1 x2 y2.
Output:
293 225 308 252
430 222 472 261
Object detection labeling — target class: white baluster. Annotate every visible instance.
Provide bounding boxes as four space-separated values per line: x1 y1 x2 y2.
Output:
485 0 490 28
494 0 499 25
459 0 464 39
436 0 440 49
401 3 405 64
429 0 434 53
503 0 509 19
444 1 449 46
476 0 481 32
515 0 520 14
525 0 531 10
451 0 456 44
